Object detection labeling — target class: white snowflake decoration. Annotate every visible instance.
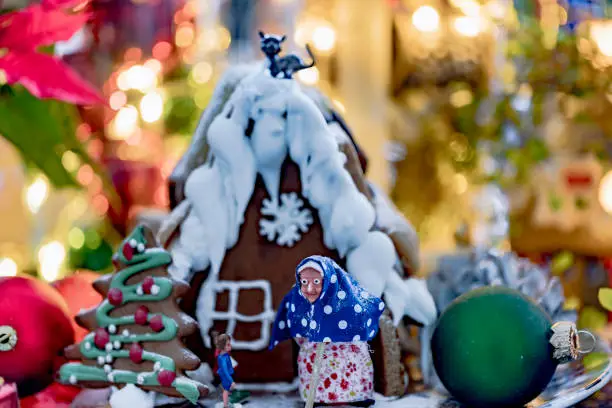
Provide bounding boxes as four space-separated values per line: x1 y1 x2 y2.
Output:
259 192 313 247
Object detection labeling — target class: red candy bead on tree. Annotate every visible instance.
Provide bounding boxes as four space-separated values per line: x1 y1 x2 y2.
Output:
122 242 134 261
129 343 144 363
107 288 123 306
134 305 149 325
157 370 176 387
93 328 110 349
149 315 164 332
142 277 155 294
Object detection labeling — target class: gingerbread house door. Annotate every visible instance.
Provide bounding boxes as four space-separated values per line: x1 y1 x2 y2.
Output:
182 160 340 383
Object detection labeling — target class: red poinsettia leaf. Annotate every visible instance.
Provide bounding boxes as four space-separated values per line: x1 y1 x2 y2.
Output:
0 51 103 105
0 4 90 50
42 0 90 10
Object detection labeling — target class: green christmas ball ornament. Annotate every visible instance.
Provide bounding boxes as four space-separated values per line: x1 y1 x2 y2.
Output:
431 286 595 407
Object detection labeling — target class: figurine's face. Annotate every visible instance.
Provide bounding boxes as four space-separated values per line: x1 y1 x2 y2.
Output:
299 268 323 303
225 340 232 353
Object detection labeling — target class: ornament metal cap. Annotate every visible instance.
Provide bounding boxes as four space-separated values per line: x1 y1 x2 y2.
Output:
0 325 17 352
550 321 595 364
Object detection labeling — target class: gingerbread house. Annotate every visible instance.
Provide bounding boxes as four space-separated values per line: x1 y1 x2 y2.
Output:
508 155 612 314
151 64 436 394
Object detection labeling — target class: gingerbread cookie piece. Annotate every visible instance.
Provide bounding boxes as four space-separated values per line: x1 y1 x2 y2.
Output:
58 225 208 404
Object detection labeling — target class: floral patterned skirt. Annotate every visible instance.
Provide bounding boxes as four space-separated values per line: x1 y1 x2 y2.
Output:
297 340 374 404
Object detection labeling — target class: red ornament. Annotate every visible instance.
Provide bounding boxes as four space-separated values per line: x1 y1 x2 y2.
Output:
52 271 103 342
107 288 123 306
149 315 164 332
142 277 154 294
157 370 176 387
122 243 134 261
0 276 74 397
106 159 166 232
134 306 149 325
93 328 109 349
129 343 143 364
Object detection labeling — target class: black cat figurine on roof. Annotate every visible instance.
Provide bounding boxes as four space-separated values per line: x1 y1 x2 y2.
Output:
258 31 316 79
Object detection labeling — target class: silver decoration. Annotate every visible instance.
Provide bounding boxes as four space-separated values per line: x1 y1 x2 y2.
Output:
423 249 577 387
427 249 575 322
550 322 579 364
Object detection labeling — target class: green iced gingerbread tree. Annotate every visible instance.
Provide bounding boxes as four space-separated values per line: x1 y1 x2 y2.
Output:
59 225 208 403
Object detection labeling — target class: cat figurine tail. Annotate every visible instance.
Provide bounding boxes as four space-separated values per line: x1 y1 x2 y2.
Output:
301 44 316 70
278 43 316 79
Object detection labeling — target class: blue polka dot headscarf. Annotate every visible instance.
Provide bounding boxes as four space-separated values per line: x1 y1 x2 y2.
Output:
269 255 384 348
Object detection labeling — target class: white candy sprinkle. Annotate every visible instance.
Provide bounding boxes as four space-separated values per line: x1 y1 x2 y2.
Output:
353 335 361 342
301 318 307 327
113 341 121 349
296 333 302 338
354 304 362 313
338 320 348 330
97 356 105 365
136 286 144 295
154 362 161 371
107 373 114 382
286 302 290 309
287 320 291 328
279 321 286 330
324 305 333 315
323 337 332 343
379 302 385 311
106 354 113 363
151 284 160 295
122 329 130 337
108 324 117 334
137 243 145 252
137 375 145 385
367 318 372 327
105 343 113 352
84 342 92 350
337 291 346 300
310 321 317 330
330 274 337 283
104 364 112 373
69 375 77 384
129 239 137 247
291 304 295 312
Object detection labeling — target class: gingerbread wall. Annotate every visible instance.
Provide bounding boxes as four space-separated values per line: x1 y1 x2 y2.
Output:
179 159 400 386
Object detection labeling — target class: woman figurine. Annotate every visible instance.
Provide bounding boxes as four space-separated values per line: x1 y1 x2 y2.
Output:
270 255 384 407
215 334 236 408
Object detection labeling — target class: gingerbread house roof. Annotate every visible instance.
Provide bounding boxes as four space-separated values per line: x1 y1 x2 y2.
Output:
161 63 420 273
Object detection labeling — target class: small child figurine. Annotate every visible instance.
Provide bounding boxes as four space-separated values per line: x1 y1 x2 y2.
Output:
215 334 235 408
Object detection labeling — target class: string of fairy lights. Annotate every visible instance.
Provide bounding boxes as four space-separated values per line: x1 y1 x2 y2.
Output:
0 0 611 280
